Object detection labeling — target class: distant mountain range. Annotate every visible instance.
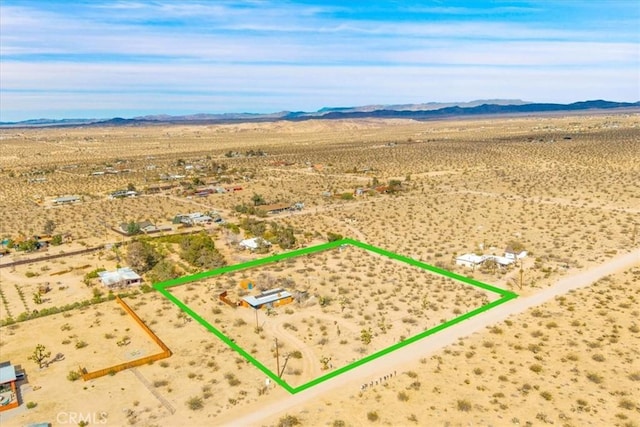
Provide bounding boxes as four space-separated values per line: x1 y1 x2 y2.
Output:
1 99 638 128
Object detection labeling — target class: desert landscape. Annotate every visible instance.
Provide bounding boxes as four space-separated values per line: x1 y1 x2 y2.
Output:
0 112 638 426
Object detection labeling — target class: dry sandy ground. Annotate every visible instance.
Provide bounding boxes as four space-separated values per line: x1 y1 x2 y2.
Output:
3 249 637 427
215 248 640 426
169 244 496 388
0 114 638 426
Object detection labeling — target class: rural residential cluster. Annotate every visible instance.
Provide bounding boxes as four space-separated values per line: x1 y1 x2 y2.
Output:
0 110 638 426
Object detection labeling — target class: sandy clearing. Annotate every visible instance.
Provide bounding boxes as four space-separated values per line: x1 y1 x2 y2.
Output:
217 247 640 426
454 189 640 214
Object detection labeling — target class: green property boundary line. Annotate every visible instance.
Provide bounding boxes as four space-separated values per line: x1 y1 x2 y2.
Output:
153 238 518 394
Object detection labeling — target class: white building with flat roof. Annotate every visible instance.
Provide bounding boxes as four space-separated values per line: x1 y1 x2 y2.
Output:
455 253 486 268
239 237 271 251
98 267 142 288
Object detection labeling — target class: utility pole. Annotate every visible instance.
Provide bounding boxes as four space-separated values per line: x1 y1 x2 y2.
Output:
275 338 280 378
519 266 524 290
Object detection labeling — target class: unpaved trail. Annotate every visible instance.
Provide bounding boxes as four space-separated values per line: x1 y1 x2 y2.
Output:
216 247 640 426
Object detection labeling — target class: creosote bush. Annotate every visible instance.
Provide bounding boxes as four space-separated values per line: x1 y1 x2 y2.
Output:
186 396 204 410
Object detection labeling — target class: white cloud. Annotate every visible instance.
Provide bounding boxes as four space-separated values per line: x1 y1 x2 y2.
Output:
1 1 638 120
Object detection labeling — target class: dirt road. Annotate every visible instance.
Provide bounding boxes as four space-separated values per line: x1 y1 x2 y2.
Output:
216 247 640 426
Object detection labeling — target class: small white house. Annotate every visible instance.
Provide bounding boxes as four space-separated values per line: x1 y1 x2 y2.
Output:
488 255 515 267
455 253 486 268
98 267 142 288
175 212 217 226
53 195 80 205
239 237 271 251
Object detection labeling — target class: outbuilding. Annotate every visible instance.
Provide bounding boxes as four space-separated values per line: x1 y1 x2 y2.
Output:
53 196 80 205
241 288 293 309
239 237 271 251
239 279 255 290
455 253 486 268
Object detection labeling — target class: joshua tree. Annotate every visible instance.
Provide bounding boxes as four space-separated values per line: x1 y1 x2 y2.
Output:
320 356 332 370
360 328 373 345
43 219 56 235
32 292 42 305
252 193 266 206
29 344 51 368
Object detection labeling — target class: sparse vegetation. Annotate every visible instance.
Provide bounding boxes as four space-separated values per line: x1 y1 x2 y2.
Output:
186 396 204 410
0 114 637 427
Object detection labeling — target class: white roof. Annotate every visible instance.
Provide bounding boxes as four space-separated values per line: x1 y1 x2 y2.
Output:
239 237 271 249
98 267 141 286
456 253 485 264
487 255 514 266
54 195 80 203
242 289 292 307
0 364 16 384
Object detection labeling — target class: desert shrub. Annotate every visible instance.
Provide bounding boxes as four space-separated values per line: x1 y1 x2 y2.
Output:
530 364 542 373
619 398 635 410
186 396 203 410
75 340 88 349
224 372 241 386
126 240 160 274
366 411 379 421
327 232 343 242
277 415 301 427
179 232 225 269
67 370 81 381
540 391 553 401
397 391 409 401
26 401 37 409
586 372 603 384
457 399 472 412
148 259 180 283
407 381 421 391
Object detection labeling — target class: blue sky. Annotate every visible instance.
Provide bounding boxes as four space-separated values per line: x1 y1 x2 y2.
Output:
1 0 639 121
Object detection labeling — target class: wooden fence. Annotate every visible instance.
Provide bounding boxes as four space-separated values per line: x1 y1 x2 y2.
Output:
81 296 171 381
0 245 105 269
218 290 237 308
